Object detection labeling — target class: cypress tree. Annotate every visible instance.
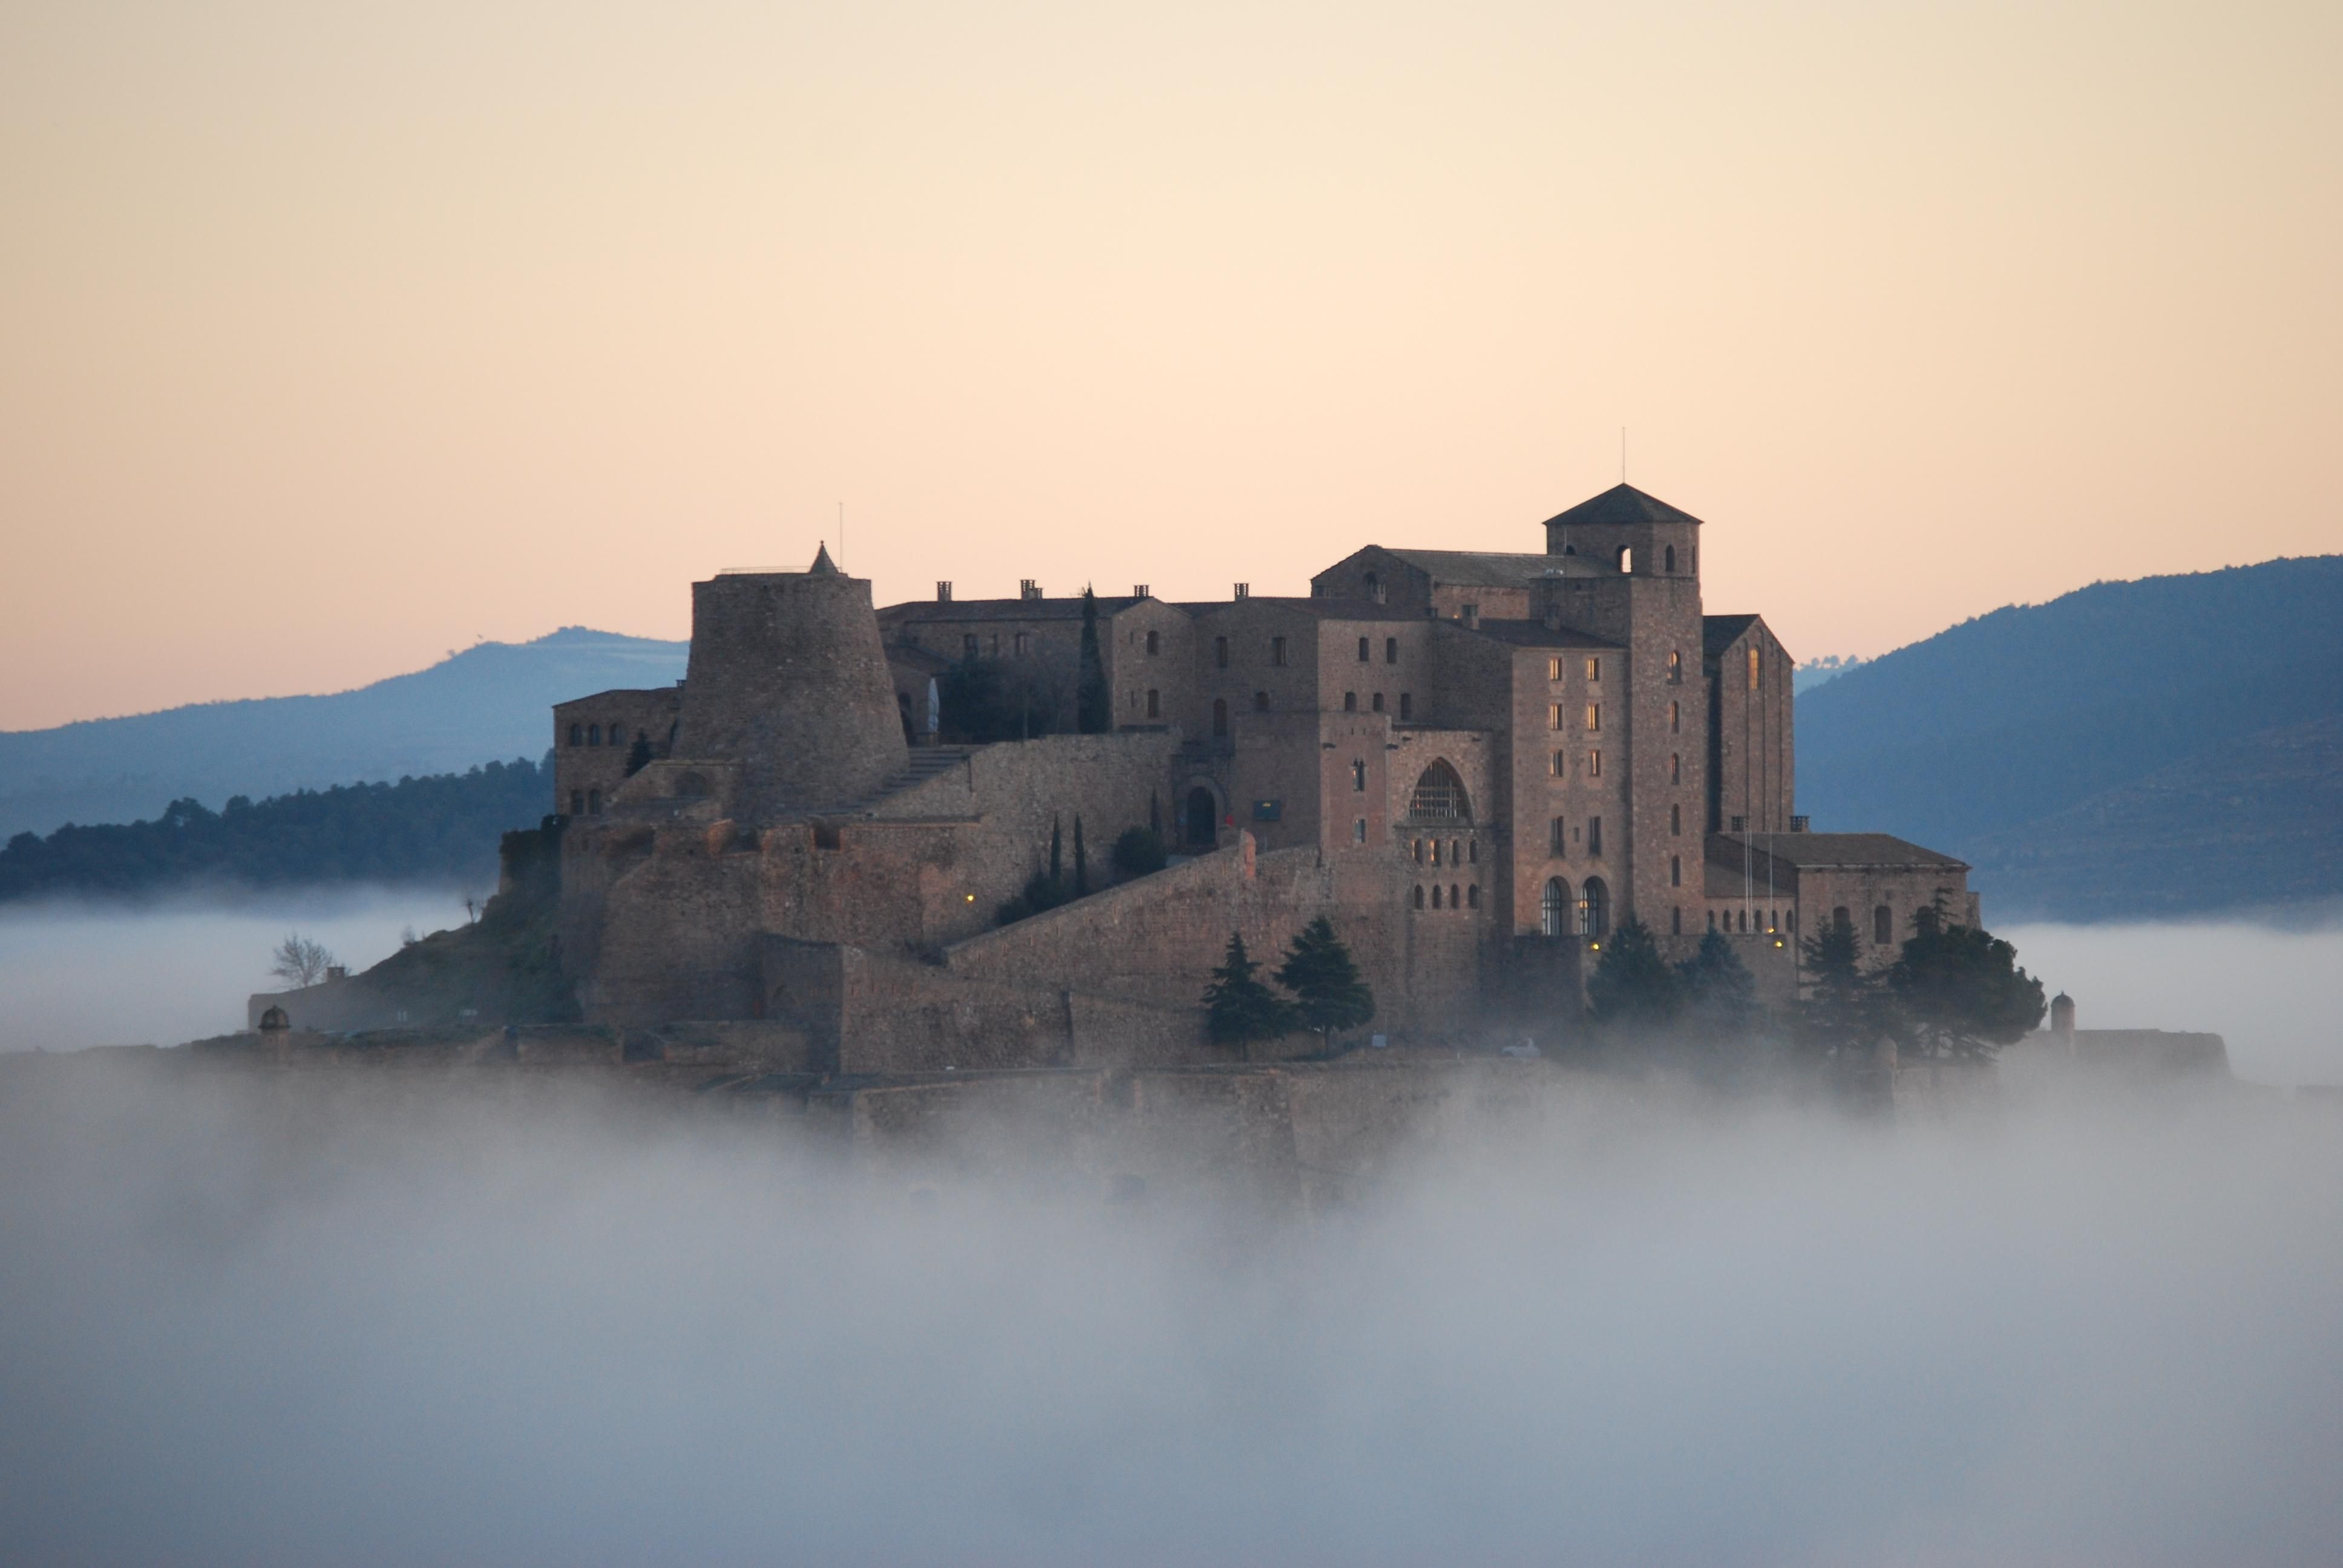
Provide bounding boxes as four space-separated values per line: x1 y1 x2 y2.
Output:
1049 814 1063 885
1274 916 1376 1037
1073 815 1089 896
1076 587 1112 734
1203 932 1296 1047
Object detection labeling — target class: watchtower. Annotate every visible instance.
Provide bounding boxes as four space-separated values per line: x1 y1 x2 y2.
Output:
670 544 908 819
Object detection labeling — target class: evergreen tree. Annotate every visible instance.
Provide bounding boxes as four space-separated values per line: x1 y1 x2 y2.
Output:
1274 916 1376 1037
1073 815 1089 896
1585 916 1683 1031
1676 930 1760 1033
1049 814 1063 884
624 736 653 777
1076 587 1112 733
1112 825 1167 878
1797 919 1893 1057
1886 903 2046 1059
1203 932 1296 1047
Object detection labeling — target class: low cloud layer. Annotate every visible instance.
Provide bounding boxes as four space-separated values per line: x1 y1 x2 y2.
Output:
1 1058 2337 1566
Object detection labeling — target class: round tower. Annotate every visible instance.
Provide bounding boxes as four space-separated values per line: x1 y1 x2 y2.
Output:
670 544 909 818
2050 991 2076 1039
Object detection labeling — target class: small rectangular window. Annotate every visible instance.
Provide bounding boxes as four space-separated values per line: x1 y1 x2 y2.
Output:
1398 693 1412 720
1670 803 1681 835
1670 701 1680 733
1372 693 1384 713
1550 704 1564 731
1585 704 1600 732
1588 750 1602 778
1589 815 1604 855
1215 636 1229 669
1354 818 1367 843
1271 636 1287 667
1550 817 1565 856
1344 691 1357 711
1358 637 1371 662
1385 638 1398 664
1550 750 1566 777
1548 656 1563 682
1586 656 1601 681
1748 645 1760 690
963 634 979 659
1147 688 1160 718
1014 632 1030 657
1669 753 1680 783
1351 760 1367 792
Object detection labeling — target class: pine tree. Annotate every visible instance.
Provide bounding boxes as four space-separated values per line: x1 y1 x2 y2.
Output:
1203 932 1296 1047
1585 916 1682 1031
1797 918 1893 1058
1676 930 1759 1033
1073 815 1089 896
1076 587 1111 734
1886 903 2046 1059
1274 916 1376 1037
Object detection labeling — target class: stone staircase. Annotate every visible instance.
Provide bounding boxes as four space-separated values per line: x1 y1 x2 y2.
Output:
804 746 975 818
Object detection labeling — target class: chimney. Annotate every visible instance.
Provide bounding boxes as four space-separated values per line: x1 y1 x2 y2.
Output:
1789 815 1809 832
1132 584 1149 599
1233 583 1250 599
1020 580 1042 601
936 581 952 602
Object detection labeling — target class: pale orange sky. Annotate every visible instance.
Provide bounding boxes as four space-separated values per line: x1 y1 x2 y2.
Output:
2 0 2338 731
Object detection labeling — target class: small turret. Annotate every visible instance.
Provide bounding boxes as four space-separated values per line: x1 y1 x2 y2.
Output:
2051 991 2076 1039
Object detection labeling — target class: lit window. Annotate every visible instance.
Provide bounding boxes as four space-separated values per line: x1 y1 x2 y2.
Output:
1585 704 1600 732
1430 840 1441 866
1748 645 1760 690
1585 657 1601 682
1588 750 1602 778
1550 750 1566 777
1670 701 1680 733
1667 650 1682 684
1548 657 1563 682
1550 704 1564 731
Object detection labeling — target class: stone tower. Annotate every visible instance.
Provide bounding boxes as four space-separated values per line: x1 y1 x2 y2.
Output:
670 544 908 820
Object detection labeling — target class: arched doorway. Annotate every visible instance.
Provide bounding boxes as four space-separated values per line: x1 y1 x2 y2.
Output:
1579 876 1610 938
1184 786 1218 850
1542 877 1570 937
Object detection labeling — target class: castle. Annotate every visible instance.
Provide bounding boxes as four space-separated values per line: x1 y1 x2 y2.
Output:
549 484 1976 1072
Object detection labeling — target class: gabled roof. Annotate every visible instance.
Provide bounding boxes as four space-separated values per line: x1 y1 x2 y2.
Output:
1709 832 1969 871
1369 549 1599 587
1541 483 1706 532
1702 613 1761 658
1458 618 1624 651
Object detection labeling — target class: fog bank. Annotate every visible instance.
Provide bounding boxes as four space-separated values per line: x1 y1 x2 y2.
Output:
1 1060 2337 1565
0 887 467 1053
2004 915 2343 1086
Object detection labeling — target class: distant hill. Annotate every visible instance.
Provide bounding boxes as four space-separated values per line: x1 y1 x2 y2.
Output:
1798 555 2343 921
0 759 549 902
0 629 686 839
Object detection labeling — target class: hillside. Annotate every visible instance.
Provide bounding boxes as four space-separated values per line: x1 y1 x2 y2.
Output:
0 759 551 901
0 629 685 839
1964 716 2343 921
1798 555 2343 920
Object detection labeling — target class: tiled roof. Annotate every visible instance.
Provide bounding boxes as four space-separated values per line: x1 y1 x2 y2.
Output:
1709 832 1968 871
1458 619 1624 650
1702 613 1761 658
879 596 1149 624
1540 483 1706 532
1375 549 1602 586
1174 597 1426 622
